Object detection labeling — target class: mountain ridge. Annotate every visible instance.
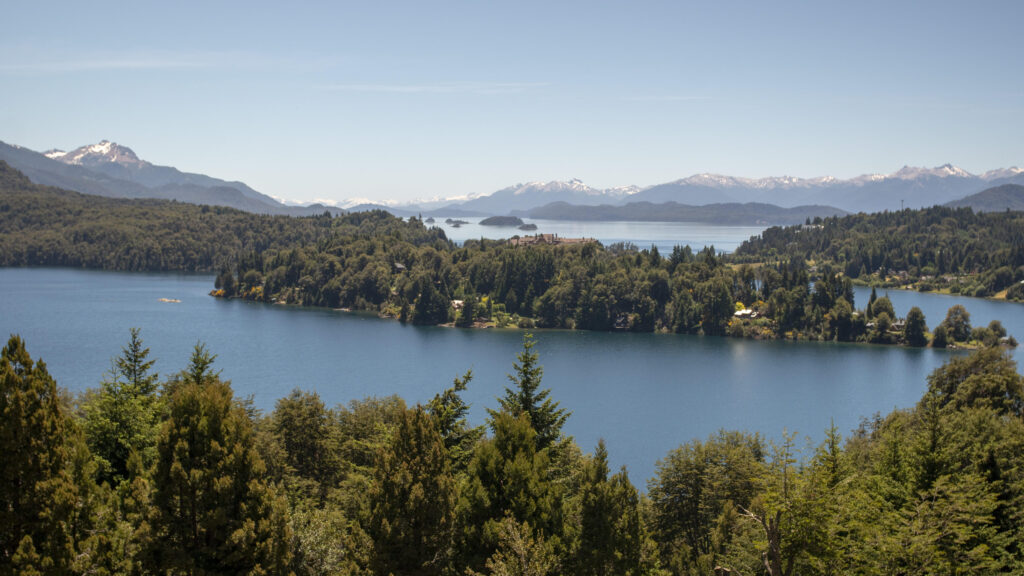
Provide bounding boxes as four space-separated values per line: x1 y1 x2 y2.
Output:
944 183 1024 212
0 140 343 216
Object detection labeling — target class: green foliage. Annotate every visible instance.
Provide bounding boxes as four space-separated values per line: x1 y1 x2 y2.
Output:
0 335 85 575
469 517 560 576
272 389 339 501
81 328 162 485
5 307 1024 574
942 304 973 342
368 407 458 576
648 430 765 575
925 346 1024 416
490 334 569 451
904 306 928 347
932 324 949 348
427 370 485 473
460 412 565 573
736 205 1024 297
0 160 347 272
574 440 651 576
150 361 293 574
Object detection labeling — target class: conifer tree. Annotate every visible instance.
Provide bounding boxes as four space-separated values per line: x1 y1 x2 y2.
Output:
82 328 163 485
0 336 81 575
149 348 292 575
428 370 485 473
460 412 564 573
489 334 569 450
272 389 338 499
368 406 457 576
575 440 649 576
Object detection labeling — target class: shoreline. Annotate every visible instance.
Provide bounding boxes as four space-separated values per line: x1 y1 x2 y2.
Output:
210 290 1013 352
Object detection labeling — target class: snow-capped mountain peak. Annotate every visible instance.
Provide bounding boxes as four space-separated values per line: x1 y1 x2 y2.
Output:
48 140 146 168
892 164 972 180
980 166 1023 181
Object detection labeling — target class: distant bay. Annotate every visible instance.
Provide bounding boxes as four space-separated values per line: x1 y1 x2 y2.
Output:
431 217 768 253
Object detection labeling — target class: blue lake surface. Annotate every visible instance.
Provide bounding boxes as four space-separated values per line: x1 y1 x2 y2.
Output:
2 268 1022 484
434 217 768 254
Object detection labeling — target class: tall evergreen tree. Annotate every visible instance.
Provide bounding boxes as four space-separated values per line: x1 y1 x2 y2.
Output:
427 370 485 473
460 412 565 573
0 336 81 575
489 334 569 450
575 440 649 576
368 407 458 576
149 349 292 575
81 328 163 485
272 389 338 499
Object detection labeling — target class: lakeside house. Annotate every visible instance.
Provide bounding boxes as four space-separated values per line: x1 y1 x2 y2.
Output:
509 233 595 247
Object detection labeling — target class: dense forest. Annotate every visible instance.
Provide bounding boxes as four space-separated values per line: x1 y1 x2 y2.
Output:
215 213 1013 348
3 330 1024 575
1 159 1020 346
734 208 1024 300
0 161 386 271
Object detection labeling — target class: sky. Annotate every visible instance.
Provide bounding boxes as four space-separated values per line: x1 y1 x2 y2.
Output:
2 0 1022 205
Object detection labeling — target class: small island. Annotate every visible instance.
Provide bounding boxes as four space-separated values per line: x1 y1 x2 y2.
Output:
444 218 469 226
518 223 538 231
479 215 524 227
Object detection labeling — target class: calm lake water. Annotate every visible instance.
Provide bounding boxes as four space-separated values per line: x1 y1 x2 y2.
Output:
433 217 768 253
2 268 1022 483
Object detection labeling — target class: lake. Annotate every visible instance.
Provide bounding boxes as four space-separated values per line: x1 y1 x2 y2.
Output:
431 217 768 253
2 267 1022 483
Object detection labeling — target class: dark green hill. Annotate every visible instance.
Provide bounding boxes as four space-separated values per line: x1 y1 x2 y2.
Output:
945 183 1024 211
0 160 441 271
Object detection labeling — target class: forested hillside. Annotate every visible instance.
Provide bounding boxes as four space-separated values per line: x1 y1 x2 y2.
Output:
3 332 1024 575
735 207 1024 299
0 160 441 271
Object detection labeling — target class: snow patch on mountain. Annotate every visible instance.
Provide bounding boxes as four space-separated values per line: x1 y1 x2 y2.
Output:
50 140 147 168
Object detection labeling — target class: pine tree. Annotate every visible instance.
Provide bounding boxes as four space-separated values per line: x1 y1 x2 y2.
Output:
489 334 569 450
575 440 648 576
0 336 81 575
272 389 338 499
460 412 564 573
149 350 292 575
368 407 458 576
428 370 485 473
82 328 163 485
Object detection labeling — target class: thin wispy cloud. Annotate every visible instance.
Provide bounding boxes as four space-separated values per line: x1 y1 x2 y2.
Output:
0 51 222 73
623 95 713 102
325 81 547 95
0 50 333 74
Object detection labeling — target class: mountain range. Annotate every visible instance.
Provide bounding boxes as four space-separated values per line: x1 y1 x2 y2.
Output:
436 165 1024 216
0 140 343 216
2 138 1022 221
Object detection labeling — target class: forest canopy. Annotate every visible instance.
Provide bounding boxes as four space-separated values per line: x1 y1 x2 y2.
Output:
2 331 1024 575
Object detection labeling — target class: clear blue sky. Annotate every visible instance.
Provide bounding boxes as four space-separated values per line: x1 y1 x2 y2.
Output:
2 1 1021 204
